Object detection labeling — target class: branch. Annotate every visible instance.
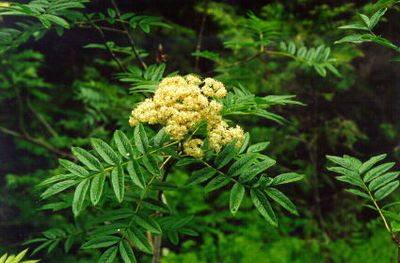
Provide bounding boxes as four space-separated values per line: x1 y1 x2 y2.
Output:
83 13 127 72
27 98 58 137
194 0 208 73
0 126 75 159
110 0 147 70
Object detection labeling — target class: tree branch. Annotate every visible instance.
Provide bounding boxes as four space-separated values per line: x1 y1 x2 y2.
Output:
110 0 147 70
194 0 208 73
84 13 127 72
0 126 75 159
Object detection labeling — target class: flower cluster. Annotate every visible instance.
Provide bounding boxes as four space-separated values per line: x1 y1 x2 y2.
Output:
129 75 244 158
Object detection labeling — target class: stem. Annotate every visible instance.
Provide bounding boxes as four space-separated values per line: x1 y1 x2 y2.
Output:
83 13 126 72
199 159 240 185
110 0 147 70
194 0 208 73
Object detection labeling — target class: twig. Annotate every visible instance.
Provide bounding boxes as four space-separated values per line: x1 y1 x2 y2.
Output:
110 0 148 70
76 24 126 35
83 13 126 72
27 98 59 137
0 126 74 159
194 0 208 73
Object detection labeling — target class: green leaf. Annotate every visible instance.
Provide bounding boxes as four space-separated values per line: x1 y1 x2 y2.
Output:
335 172 365 189
238 132 250 154
364 162 395 182
153 128 169 148
134 214 162 234
338 24 370 31
127 160 145 189
72 147 103 171
107 8 116 18
370 8 387 29
185 167 216 186
265 187 298 215
42 14 70 29
134 124 149 154
215 141 237 169
151 63 166 81
72 178 90 216
38 174 74 187
375 180 399 201
14 249 28 263
91 138 120 165
335 34 371 44
81 236 120 249
119 240 137 263
345 188 370 199
90 172 106 206
239 159 276 183
142 198 170 213
111 166 124 203
128 228 153 254
59 159 89 177
326 64 342 77
358 13 370 28
230 183 245 215
176 158 200 166
314 64 326 77
31 240 52 256
204 175 230 192
41 180 77 199
326 155 355 171
272 173 304 185
114 130 134 159
369 172 400 192
359 154 387 174
99 246 118 263
142 154 161 176
247 142 270 153
250 189 277 226
65 235 74 253
227 153 258 177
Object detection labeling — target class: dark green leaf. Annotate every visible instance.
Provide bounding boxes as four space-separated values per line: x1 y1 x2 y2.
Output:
215 141 237 169
142 154 161 176
71 147 103 171
111 166 124 203
134 124 148 154
41 180 77 199
238 132 250 154
167 231 179 245
272 173 304 185
265 187 298 215
128 228 153 254
185 167 216 186
59 159 89 177
134 214 162 234
359 154 386 175
247 142 270 153
204 175 230 192
127 160 145 189
99 246 118 263
345 189 370 199
375 180 399 201
239 159 276 183
72 178 90 216
227 153 258 177
90 172 106 206
91 138 120 165
250 189 277 226
81 236 120 249
364 162 395 182
230 183 245 215
369 172 400 192
114 130 134 159
119 240 137 263
370 8 387 29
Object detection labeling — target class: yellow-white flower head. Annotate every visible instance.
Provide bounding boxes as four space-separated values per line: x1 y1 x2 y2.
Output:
129 75 245 158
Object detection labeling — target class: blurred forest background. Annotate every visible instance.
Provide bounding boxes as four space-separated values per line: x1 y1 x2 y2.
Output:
1 0 400 262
